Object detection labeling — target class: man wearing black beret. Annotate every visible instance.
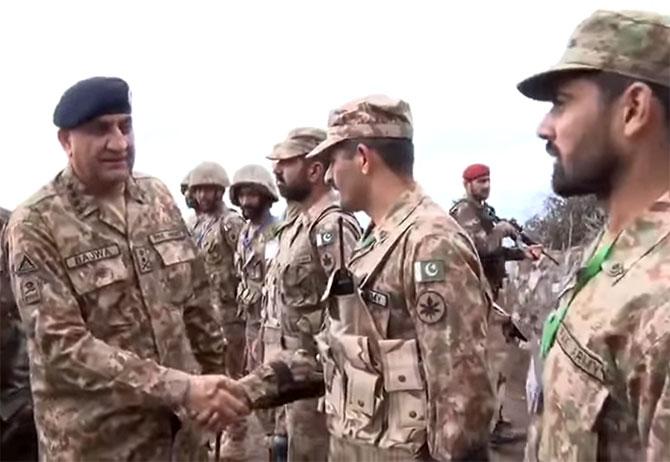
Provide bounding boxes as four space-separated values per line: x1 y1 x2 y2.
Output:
4 77 250 460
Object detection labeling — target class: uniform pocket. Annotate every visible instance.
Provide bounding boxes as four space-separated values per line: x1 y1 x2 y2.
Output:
280 256 320 308
150 236 196 305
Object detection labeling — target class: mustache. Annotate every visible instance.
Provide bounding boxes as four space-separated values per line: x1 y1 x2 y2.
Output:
545 141 560 158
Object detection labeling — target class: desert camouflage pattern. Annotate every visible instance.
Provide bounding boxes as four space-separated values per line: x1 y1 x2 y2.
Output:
191 205 245 377
322 186 494 460
5 167 225 461
519 9 670 100
306 95 413 158
229 164 279 206
533 192 670 461
189 161 231 189
267 127 327 161
264 189 360 462
235 214 279 372
450 197 525 297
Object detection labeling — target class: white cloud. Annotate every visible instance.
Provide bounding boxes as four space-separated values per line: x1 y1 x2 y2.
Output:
1 0 667 223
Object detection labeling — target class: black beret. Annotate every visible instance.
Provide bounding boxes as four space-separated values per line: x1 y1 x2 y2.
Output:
53 77 131 129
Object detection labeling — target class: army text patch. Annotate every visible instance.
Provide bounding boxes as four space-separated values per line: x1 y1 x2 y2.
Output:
148 229 186 245
414 260 445 283
556 324 606 383
362 289 389 307
65 245 120 269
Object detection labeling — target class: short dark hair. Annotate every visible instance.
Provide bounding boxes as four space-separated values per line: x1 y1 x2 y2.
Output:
340 137 414 177
588 71 670 128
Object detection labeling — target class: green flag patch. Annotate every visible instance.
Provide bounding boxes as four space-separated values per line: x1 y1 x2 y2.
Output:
414 260 445 283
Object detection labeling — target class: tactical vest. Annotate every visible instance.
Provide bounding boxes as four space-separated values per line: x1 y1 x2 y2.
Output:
317 216 427 454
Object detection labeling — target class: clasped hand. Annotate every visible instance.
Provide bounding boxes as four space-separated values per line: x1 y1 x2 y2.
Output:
184 375 250 432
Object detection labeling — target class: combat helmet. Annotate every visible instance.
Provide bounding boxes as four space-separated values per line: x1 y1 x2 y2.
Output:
189 161 231 189
229 164 279 206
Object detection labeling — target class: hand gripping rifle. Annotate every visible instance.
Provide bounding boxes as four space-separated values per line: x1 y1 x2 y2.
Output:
483 205 560 265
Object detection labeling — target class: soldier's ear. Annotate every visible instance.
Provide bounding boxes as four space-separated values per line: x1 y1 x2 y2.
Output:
620 82 655 140
57 129 73 159
357 143 372 175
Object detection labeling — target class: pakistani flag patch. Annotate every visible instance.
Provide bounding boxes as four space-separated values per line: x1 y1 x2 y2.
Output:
316 231 335 247
414 260 445 283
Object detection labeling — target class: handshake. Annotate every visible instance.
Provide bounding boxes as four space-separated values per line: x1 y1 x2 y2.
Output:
181 374 251 433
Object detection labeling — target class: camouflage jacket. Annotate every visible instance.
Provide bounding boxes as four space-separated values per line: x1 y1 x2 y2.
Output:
242 186 494 460
537 192 670 461
192 205 245 324
0 207 32 425
6 166 225 461
234 213 278 324
264 190 360 353
450 197 525 296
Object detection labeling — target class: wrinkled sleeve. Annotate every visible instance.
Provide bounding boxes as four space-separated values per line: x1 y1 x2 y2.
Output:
154 181 226 375
638 307 670 461
182 251 226 374
451 203 504 259
7 209 191 410
403 230 495 461
237 348 325 409
311 213 361 277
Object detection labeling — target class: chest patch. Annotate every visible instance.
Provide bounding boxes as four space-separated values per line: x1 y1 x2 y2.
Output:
361 289 389 307
65 244 121 269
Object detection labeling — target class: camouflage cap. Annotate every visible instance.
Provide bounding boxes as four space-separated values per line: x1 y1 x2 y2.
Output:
266 127 326 161
305 95 413 159
518 10 670 101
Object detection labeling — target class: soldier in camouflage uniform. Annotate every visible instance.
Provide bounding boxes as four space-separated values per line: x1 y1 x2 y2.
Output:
231 164 280 373
238 95 495 461
1 207 38 462
518 10 670 461
450 164 541 444
214 164 279 462
6 77 249 461
189 161 246 379
180 170 197 230
258 128 361 462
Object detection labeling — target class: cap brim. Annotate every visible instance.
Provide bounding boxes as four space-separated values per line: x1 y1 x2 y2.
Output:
517 63 601 101
304 135 345 159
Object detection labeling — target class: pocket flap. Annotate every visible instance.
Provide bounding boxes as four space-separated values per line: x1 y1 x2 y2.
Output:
152 238 196 266
338 334 373 370
379 339 424 392
66 255 128 295
346 365 378 417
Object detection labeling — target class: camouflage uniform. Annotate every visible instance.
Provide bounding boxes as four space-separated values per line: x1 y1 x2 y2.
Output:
241 96 495 461
261 130 361 462
190 162 246 379
1 207 38 461
6 167 226 461
449 198 525 299
450 197 526 437
518 10 670 461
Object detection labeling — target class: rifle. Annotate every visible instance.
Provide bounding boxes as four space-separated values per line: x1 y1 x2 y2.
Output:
483 205 560 265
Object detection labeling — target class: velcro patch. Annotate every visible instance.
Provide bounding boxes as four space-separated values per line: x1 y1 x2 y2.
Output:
316 231 335 248
556 324 606 383
414 260 445 283
148 229 186 245
65 245 120 269
362 289 389 307
416 291 446 324
20 278 41 305
15 255 38 274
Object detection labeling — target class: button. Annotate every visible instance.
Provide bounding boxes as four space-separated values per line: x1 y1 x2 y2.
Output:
398 375 406 383
409 411 417 418
357 400 364 407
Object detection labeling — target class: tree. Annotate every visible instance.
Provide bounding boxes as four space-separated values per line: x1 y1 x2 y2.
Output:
524 195 606 250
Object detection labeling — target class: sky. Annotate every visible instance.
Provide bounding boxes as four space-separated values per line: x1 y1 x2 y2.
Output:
1 0 667 223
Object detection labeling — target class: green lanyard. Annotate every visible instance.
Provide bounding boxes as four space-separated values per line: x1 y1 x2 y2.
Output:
540 236 618 359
